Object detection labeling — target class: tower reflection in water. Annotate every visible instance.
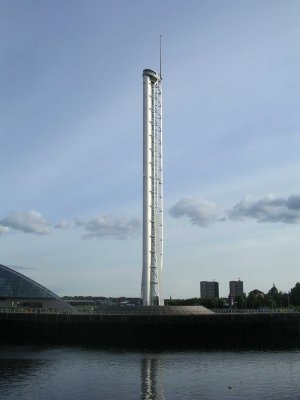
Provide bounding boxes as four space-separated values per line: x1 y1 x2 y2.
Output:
141 357 165 400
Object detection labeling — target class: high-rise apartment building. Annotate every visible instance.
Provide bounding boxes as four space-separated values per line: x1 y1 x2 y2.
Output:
229 280 244 298
200 281 219 299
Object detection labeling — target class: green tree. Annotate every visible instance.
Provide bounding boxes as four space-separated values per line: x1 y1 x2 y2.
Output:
235 294 246 308
246 290 266 309
290 283 300 306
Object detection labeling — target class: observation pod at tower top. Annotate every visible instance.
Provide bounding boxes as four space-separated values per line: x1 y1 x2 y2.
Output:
143 69 159 82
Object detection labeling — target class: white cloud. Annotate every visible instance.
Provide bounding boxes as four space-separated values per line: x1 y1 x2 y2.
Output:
169 198 220 227
0 225 10 235
75 215 141 240
228 194 300 224
54 218 69 229
0 210 51 234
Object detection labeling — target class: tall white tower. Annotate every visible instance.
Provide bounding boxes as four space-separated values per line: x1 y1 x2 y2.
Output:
141 68 163 306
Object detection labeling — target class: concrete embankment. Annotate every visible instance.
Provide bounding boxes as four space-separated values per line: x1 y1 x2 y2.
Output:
1 311 300 348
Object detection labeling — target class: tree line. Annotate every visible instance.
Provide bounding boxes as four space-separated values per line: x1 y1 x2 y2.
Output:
166 282 300 309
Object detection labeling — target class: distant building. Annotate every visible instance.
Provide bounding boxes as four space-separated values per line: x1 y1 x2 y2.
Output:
229 280 244 298
200 281 219 299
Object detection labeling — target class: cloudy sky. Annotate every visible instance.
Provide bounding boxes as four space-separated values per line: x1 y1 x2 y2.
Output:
1 0 299 298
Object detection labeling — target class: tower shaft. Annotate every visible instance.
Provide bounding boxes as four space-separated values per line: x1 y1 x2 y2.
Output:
141 69 163 306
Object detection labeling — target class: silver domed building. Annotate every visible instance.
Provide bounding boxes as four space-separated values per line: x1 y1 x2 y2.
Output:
0 264 75 313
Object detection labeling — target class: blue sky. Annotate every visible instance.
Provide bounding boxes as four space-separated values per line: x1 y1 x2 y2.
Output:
1 0 299 298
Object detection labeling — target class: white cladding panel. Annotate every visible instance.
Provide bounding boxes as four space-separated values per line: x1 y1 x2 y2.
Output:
142 74 153 305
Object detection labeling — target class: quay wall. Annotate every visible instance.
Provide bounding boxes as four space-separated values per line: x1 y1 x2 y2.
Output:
1 312 300 348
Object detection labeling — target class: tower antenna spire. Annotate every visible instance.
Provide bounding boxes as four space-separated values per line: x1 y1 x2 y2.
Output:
160 34 162 80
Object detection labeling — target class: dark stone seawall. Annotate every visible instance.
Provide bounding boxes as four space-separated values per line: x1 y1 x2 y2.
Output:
1 312 300 349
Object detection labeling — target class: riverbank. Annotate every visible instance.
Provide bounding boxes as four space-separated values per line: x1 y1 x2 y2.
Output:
1 309 300 348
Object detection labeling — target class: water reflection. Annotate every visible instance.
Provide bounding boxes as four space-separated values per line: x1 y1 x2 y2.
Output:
0 357 47 395
141 357 165 400
1 347 300 400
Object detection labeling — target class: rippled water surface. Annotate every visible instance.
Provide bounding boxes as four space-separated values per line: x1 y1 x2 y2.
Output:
0 346 300 399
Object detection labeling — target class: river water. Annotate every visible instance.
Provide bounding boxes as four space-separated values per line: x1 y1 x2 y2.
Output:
0 346 300 399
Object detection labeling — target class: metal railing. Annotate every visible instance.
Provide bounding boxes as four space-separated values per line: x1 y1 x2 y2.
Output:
212 308 297 314
0 308 71 314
